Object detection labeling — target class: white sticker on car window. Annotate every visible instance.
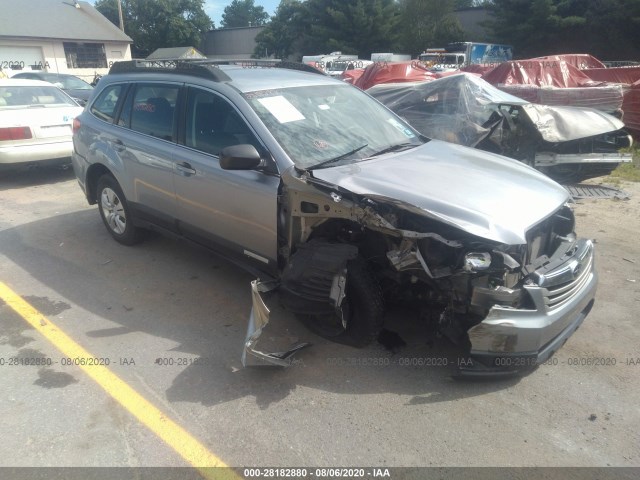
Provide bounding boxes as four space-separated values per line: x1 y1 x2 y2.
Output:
387 118 416 138
258 96 305 123
318 104 330 110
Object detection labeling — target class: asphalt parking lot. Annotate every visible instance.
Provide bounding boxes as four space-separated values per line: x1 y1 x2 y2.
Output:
0 166 639 477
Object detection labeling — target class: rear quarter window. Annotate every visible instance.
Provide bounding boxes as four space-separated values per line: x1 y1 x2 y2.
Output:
90 84 123 123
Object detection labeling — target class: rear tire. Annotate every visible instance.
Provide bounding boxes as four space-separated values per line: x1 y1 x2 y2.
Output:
298 258 384 347
96 174 144 245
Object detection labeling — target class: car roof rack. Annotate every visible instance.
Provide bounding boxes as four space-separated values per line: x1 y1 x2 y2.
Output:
109 60 232 82
189 58 326 76
109 58 325 82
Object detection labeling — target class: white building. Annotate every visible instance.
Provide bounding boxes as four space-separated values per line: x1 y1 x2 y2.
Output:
0 0 132 82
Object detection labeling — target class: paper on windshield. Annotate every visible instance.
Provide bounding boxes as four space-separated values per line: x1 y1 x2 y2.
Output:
258 96 305 123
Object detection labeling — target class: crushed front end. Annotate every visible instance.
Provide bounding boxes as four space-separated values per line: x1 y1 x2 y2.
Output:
244 142 598 376
412 205 598 377
462 236 596 376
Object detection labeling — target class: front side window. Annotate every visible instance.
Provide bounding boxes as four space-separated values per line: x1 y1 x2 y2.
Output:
90 85 123 123
243 84 424 169
63 42 108 69
123 84 180 142
185 88 261 156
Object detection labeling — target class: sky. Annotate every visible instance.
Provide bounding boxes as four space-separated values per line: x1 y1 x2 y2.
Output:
85 1 281 27
204 0 280 26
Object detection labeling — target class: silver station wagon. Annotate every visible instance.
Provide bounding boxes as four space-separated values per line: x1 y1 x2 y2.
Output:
72 60 597 376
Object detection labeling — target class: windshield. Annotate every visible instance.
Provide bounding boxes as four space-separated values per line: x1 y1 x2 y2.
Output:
38 74 93 90
0 85 78 108
244 84 424 169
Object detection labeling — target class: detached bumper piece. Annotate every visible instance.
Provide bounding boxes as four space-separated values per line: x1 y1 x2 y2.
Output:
242 280 310 367
459 239 597 377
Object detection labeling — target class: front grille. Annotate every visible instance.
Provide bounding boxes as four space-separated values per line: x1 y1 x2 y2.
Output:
540 245 594 311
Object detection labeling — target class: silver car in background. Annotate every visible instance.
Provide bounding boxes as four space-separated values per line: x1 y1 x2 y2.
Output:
72 60 597 376
0 78 83 168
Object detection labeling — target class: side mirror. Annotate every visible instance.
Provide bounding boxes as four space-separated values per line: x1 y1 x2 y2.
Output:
219 144 262 170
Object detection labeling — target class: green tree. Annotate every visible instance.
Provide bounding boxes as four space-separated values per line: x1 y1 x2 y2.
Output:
486 0 588 57
95 0 212 58
302 0 402 58
397 0 464 57
485 0 640 60
221 0 269 28
254 0 306 59
583 0 640 60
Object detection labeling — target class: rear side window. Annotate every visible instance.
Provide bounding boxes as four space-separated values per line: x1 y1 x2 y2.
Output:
90 85 123 123
125 84 180 142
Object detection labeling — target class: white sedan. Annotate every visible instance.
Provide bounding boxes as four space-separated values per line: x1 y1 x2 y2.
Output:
0 78 83 167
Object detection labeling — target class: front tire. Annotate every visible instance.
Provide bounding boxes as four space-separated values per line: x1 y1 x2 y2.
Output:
96 174 143 245
298 258 384 347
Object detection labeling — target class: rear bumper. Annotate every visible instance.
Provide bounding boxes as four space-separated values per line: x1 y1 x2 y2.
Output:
460 238 597 377
0 140 73 165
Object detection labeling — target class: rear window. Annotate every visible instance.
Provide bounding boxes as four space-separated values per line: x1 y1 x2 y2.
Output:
0 85 77 108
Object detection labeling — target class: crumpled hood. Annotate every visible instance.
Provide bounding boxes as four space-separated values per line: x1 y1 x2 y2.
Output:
311 140 569 245
522 104 626 143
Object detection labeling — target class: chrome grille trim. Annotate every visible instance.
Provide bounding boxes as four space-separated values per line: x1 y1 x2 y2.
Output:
540 242 595 311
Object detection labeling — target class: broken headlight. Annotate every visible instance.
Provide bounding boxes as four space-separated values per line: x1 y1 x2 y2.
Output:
463 252 492 272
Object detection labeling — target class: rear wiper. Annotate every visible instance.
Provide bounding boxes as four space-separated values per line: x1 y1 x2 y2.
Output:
309 143 368 170
369 143 416 158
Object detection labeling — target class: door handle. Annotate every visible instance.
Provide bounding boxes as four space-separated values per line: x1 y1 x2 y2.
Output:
175 161 196 176
112 139 126 152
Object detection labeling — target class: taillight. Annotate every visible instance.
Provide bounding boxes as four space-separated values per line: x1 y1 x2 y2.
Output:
72 117 81 135
0 126 33 141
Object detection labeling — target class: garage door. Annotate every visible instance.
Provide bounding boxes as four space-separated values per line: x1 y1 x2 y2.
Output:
0 46 46 73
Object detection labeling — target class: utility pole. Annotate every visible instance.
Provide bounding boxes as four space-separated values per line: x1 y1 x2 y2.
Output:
117 0 125 32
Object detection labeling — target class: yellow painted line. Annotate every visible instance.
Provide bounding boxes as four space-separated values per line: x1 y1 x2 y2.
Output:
0 282 239 480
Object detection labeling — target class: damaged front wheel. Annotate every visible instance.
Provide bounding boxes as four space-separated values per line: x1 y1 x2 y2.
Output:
298 259 384 347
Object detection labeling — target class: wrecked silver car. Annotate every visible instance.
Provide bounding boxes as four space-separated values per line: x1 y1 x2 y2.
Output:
72 60 597 376
367 73 632 183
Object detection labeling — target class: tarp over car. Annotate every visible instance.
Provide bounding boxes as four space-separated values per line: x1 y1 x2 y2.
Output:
367 73 625 146
621 79 640 136
482 59 603 88
531 54 606 70
354 61 436 90
583 66 640 85
480 58 626 116
367 73 527 147
367 73 632 182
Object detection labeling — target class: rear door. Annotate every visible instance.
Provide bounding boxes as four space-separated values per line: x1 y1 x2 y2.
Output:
113 82 183 231
173 86 280 272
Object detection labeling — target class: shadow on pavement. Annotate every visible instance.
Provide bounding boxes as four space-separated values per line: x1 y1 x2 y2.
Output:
0 209 520 410
0 164 75 190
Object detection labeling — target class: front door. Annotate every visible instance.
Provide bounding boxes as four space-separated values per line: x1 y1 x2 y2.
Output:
173 87 280 272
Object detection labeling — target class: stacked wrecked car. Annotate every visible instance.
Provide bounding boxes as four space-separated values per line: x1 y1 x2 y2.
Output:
367 72 632 183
